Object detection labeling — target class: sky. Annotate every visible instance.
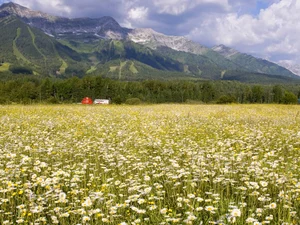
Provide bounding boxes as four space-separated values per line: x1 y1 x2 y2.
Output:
1 0 300 66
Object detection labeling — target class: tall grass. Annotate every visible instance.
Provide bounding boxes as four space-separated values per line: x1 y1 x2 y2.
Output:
0 105 299 224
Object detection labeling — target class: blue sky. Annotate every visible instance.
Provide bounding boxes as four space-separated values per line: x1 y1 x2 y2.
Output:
1 0 300 67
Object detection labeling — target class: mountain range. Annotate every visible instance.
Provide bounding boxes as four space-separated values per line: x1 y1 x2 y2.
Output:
0 2 299 83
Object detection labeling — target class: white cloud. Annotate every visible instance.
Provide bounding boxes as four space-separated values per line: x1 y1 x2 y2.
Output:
152 0 229 15
153 0 190 15
188 13 261 48
266 37 298 54
187 0 300 64
122 6 149 28
128 6 148 20
14 0 72 16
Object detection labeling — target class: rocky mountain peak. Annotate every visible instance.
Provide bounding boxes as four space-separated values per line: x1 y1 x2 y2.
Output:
0 2 56 20
0 2 23 10
212 44 238 58
0 2 127 40
128 28 208 54
96 16 123 31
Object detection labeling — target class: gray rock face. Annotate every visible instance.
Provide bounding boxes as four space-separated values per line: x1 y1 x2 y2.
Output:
212 44 238 58
0 2 208 53
278 62 300 76
31 16 128 40
127 28 208 54
0 2 128 40
0 2 56 20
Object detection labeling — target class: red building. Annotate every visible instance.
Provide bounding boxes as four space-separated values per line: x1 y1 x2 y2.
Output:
81 97 93 104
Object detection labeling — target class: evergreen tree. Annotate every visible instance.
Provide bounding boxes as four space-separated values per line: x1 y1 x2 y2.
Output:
272 85 283 103
251 85 263 103
282 91 298 104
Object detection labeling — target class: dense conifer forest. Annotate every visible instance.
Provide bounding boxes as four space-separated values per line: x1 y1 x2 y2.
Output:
0 75 299 104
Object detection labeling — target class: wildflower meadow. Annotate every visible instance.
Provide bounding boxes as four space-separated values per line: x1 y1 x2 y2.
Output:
0 104 299 225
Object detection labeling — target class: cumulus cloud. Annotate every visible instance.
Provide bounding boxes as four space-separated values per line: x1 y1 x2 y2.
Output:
188 13 262 46
128 6 148 20
122 6 149 28
13 0 72 16
187 0 300 64
152 0 230 15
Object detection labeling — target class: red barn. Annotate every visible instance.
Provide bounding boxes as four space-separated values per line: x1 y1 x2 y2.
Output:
81 97 93 104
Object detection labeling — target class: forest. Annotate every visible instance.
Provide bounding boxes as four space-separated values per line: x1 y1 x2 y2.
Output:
0 75 299 105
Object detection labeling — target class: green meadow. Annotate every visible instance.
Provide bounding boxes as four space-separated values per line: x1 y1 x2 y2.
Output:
0 105 299 224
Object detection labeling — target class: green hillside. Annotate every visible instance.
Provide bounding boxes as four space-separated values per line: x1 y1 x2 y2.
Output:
156 46 236 80
0 16 89 77
0 15 299 83
60 39 198 79
222 70 299 84
0 17 193 79
0 17 196 80
228 53 297 78
212 45 297 79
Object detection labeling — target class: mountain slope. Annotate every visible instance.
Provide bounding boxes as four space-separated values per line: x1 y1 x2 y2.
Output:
128 28 243 72
212 45 297 78
0 2 129 41
155 46 231 80
0 15 90 76
0 2 55 19
128 28 207 54
0 3 197 79
0 2 299 83
0 17 197 79
61 39 200 79
278 61 300 77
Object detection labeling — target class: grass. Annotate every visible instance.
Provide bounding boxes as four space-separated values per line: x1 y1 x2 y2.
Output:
27 27 47 62
0 16 16 26
86 66 97 74
0 104 299 225
49 39 68 74
0 63 10 72
109 66 118 72
129 62 138 74
112 40 125 55
13 27 32 64
59 59 68 74
58 40 96 53
183 65 190 73
119 61 127 79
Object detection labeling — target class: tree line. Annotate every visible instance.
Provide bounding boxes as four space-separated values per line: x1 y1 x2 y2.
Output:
0 76 299 104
